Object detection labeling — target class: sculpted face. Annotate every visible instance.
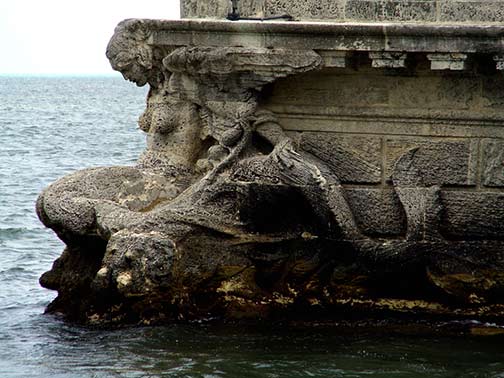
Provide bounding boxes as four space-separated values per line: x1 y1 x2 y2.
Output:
120 61 150 87
106 20 153 87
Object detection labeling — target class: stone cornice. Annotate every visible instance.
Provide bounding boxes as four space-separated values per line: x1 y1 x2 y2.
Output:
154 19 504 37
147 19 504 52
107 19 504 83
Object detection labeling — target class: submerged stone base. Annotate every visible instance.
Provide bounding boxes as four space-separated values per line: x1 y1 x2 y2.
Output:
37 19 504 327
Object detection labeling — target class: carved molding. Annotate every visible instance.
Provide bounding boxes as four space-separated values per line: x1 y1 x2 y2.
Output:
319 51 351 68
163 47 322 91
427 53 469 70
369 52 407 68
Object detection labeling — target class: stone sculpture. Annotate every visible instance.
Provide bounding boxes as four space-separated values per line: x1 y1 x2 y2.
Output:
37 17 504 327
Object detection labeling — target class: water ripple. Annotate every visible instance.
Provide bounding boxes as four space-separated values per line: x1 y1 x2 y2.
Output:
1 76 504 378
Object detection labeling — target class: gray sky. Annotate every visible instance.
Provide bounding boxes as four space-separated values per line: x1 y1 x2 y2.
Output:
0 0 180 75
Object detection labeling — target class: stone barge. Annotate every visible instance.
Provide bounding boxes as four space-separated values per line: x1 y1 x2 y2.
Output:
37 1 504 329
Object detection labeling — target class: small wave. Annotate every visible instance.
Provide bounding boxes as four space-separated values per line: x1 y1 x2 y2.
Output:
0 228 31 238
0 266 27 274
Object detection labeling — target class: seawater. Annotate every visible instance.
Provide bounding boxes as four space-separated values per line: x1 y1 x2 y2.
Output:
1 76 504 378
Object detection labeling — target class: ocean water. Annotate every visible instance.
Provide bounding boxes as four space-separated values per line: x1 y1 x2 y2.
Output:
1 75 504 377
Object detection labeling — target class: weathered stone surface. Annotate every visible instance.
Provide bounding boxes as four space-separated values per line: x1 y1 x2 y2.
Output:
36 167 152 240
37 17 504 327
482 76 504 109
385 138 477 186
441 191 504 240
300 133 382 184
268 70 484 126
181 0 229 19
439 1 504 22
263 0 345 19
105 19 160 88
345 188 406 237
427 53 469 71
387 75 479 111
481 139 504 187
369 52 408 68
319 51 350 68
346 0 437 22
270 72 390 108
151 18 504 58
182 0 504 23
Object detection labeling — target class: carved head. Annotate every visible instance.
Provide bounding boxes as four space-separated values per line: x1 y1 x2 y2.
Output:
106 19 154 87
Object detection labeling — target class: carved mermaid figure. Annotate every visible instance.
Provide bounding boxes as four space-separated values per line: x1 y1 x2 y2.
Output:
37 20 504 324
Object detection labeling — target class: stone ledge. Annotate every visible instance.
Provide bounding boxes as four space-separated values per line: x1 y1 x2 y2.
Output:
151 19 504 41
136 19 504 70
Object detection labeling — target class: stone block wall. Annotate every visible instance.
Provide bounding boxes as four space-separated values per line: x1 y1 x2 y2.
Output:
181 0 504 22
139 19 504 244
264 64 504 239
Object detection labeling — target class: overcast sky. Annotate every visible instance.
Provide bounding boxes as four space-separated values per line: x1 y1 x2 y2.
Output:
0 0 180 75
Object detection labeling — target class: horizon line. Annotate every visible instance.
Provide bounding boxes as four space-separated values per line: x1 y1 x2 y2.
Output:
0 72 123 77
